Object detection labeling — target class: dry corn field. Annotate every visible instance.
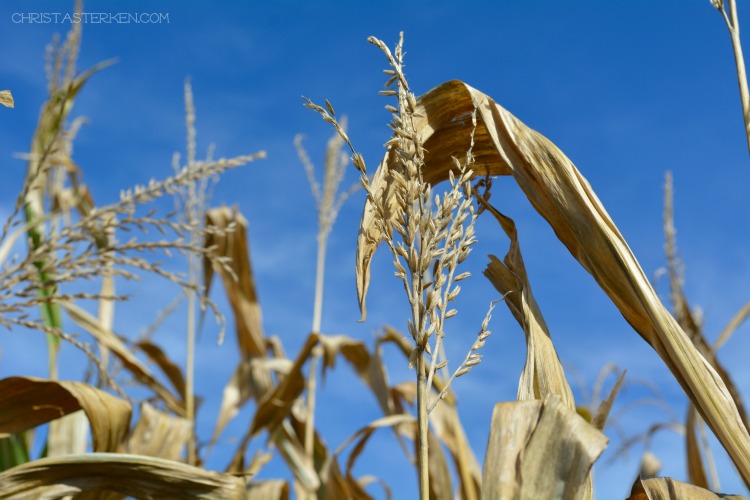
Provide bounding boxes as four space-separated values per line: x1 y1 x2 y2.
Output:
2 1 750 499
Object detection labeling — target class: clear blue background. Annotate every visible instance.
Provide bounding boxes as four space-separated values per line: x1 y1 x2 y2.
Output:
1 1 749 498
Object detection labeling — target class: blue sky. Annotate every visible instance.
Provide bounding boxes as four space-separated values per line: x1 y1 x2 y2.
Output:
1 1 750 498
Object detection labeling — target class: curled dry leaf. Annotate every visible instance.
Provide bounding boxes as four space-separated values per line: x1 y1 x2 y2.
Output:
0 453 246 499
628 476 746 500
482 395 607 500
357 80 750 485
204 206 265 357
0 90 13 108
0 376 130 453
480 200 575 411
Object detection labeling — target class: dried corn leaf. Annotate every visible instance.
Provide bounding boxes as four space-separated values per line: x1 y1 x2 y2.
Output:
664 174 750 435
686 404 710 489
430 401 481 500
63 302 185 416
714 300 750 351
211 357 269 445
0 90 13 108
204 207 264 357
318 334 396 416
591 369 626 432
482 395 607 500
245 480 289 500
278 418 322 493
426 430 452 500
358 80 750 484
250 333 319 436
0 453 246 499
628 477 746 500
136 340 187 401
481 201 575 410
127 402 191 460
322 414 415 495
0 376 130 453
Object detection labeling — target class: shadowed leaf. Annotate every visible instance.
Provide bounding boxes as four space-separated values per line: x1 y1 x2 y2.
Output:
0 376 130 453
0 453 245 499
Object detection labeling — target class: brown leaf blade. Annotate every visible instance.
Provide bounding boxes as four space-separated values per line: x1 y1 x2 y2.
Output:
0 376 131 453
205 206 265 357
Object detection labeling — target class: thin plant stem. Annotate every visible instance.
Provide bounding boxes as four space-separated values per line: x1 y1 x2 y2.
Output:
312 234 327 334
416 349 429 499
304 344 323 496
186 247 197 465
717 0 750 157
183 78 199 466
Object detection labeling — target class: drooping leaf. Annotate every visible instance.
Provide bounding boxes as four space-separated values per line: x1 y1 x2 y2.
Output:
357 80 750 485
0 376 130 453
481 201 575 410
204 206 265 357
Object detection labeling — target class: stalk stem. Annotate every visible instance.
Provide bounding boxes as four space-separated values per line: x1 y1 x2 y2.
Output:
186 249 197 465
417 348 429 499
312 234 327 334
722 0 750 157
